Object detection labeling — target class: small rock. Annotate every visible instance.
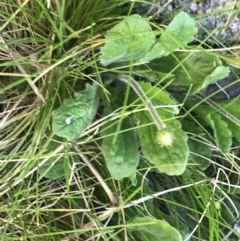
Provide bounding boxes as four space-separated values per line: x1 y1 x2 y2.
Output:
203 73 240 99
135 0 240 43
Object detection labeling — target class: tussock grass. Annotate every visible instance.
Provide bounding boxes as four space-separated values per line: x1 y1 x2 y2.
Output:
0 0 239 240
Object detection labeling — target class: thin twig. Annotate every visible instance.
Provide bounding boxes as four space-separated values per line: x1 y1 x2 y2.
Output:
119 178 210 209
70 141 118 206
61 208 115 241
61 177 210 240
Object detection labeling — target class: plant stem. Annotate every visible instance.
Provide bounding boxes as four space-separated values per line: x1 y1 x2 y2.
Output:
106 73 166 130
70 141 118 206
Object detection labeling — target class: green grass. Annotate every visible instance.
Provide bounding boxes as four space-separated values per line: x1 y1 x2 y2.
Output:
0 0 240 240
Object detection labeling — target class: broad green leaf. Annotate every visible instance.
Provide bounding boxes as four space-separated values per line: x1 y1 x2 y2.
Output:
140 12 197 63
135 109 189 175
160 12 197 50
127 216 182 241
148 51 222 86
139 42 166 64
208 113 232 153
153 209 190 241
100 14 156 66
193 105 232 153
38 135 71 179
138 82 179 114
39 156 66 180
133 82 188 175
52 83 99 140
100 12 196 65
220 100 240 141
101 108 139 180
191 66 230 93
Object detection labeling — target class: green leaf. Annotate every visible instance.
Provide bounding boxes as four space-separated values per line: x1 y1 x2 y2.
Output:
138 82 179 115
133 82 188 175
52 83 99 140
39 156 66 180
153 209 190 241
148 51 222 86
127 216 182 241
38 135 70 179
160 12 197 49
208 113 232 153
140 12 197 63
220 100 240 141
101 108 139 180
191 66 230 93
100 12 196 65
100 14 156 66
135 110 189 175
191 104 233 153
193 105 232 153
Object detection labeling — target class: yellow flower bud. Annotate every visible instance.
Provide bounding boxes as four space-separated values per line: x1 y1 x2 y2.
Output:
156 129 174 147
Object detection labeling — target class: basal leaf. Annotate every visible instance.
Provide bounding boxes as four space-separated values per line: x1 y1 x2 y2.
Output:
220 100 240 141
100 14 156 66
153 209 190 241
208 113 232 154
148 51 222 86
191 66 230 93
192 105 232 153
38 135 71 179
101 108 139 180
140 12 197 63
39 156 66 180
127 216 182 241
132 82 188 175
52 83 99 141
160 12 197 48
138 81 179 114
139 42 166 64
100 12 196 65
135 109 189 175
